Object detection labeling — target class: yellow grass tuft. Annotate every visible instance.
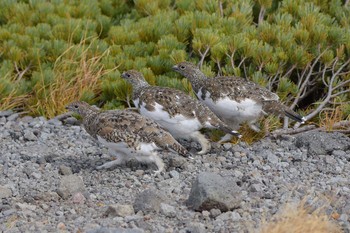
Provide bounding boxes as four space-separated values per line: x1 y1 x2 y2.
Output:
25 37 117 119
0 89 29 112
319 105 345 131
259 201 342 233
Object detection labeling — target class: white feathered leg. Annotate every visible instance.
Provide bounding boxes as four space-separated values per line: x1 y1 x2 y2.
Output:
190 131 210 155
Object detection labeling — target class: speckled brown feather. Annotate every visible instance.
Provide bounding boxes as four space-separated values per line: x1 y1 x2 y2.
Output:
121 70 241 136
66 101 190 157
199 76 279 103
173 62 304 123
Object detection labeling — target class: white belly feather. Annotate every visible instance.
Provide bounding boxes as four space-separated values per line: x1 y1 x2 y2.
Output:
97 136 159 157
138 102 202 139
197 89 262 124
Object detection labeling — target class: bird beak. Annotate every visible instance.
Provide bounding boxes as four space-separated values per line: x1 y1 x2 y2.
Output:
121 72 127 79
172 65 179 71
65 106 69 110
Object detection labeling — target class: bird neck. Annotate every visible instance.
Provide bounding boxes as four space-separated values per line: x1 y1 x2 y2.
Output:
132 81 149 98
80 107 99 120
187 70 207 93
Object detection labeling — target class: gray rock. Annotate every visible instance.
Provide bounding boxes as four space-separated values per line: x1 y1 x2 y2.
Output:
0 186 12 199
169 170 180 179
20 116 33 123
47 118 63 126
133 189 165 213
87 227 144 233
7 113 19 121
168 156 187 168
0 110 13 117
104 204 134 217
57 175 86 199
210 208 221 218
23 130 38 141
295 132 350 155
267 153 279 164
160 203 176 218
64 117 79 125
184 223 206 233
15 202 37 211
59 165 73 175
186 172 242 212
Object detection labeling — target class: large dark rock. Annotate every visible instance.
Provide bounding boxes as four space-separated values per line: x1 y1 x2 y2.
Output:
295 131 350 156
186 172 242 212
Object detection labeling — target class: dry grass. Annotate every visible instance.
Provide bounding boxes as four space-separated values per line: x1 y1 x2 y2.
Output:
26 38 116 118
319 105 345 131
0 89 28 112
259 201 343 233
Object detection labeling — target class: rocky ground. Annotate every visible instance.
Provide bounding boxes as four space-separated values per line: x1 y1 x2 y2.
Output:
0 110 350 233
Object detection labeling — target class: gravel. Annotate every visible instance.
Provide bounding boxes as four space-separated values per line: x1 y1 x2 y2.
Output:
1 111 350 232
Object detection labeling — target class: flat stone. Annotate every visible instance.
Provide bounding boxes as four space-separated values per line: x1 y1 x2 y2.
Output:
160 203 176 218
0 110 13 117
104 204 134 217
186 172 242 212
133 189 165 213
59 165 73 175
7 113 19 121
169 170 180 179
184 223 206 233
87 227 144 233
295 132 350 156
23 130 37 141
0 186 12 199
57 175 86 199
72 192 86 204
267 153 279 164
15 202 37 211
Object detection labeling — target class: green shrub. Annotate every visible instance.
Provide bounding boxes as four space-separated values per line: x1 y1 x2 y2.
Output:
0 0 349 133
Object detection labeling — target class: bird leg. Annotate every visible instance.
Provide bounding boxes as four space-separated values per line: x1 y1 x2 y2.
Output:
218 133 233 143
147 153 165 175
191 131 211 155
96 149 128 170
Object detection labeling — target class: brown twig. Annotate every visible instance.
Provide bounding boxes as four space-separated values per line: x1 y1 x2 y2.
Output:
270 120 350 137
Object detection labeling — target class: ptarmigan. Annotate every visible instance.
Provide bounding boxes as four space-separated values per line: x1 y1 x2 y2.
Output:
173 62 305 135
66 101 191 173
121 70 241 154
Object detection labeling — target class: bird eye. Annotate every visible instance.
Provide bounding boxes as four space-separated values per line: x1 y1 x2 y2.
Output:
74 105 78 109
126 73 131 78
180 65 185 70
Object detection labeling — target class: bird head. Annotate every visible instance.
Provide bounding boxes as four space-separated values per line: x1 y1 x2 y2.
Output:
65 101 92 117
121 70 148 87
172 62 202 79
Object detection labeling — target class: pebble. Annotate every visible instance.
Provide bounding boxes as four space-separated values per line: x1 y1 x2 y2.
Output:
0 186 12 199
0 113 349 233
59 165 73 175
160 203 176 218
104 204 135 217
169 170 180 179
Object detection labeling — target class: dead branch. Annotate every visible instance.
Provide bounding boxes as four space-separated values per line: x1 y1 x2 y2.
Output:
293 57 350 128
198 46 210 69
270 125 317 136
15 62 32 81
258 6 266 25
271 120 350 137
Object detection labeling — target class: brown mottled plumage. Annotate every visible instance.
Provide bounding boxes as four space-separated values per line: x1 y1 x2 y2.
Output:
66 101 190 173
121 70 241 154
173 62 305 132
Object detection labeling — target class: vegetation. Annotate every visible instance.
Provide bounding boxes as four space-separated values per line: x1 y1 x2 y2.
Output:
259 199 342 233
0 0 349 131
